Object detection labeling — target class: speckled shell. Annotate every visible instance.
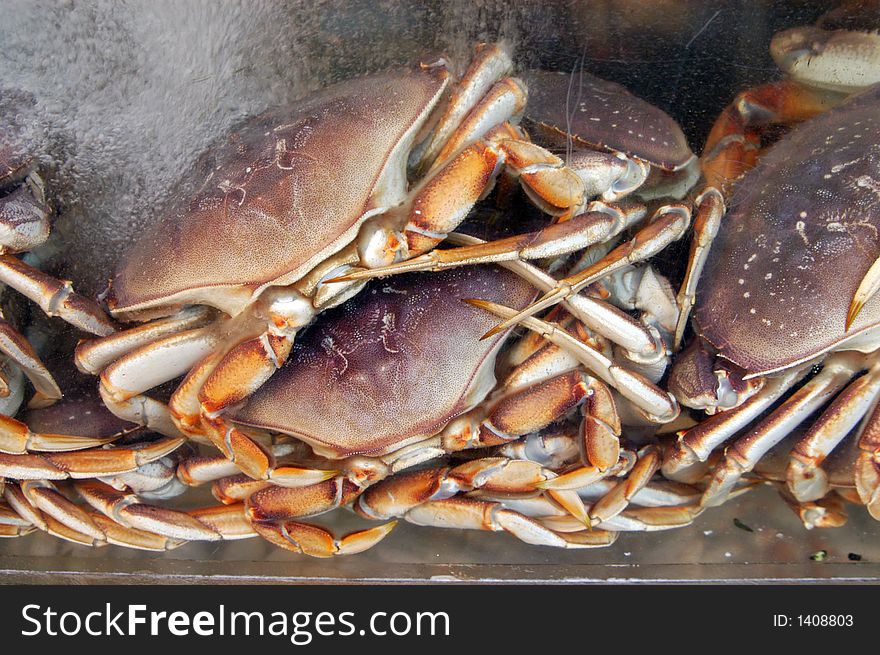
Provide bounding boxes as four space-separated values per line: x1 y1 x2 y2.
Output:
522 70 695 171
109 64 449 314
23 397 135 438
230 266 536 458
695 85 880 375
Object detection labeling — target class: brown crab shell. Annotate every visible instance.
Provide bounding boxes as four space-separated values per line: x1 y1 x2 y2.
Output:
230 265 536 459
22 397 136 438
108 63 451 317
694 84 880 377
522 70 695 172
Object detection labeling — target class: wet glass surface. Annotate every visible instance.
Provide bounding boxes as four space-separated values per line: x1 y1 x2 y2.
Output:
1 0 878 583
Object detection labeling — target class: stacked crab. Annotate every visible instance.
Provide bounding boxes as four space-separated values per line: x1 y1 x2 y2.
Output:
3 6 880 558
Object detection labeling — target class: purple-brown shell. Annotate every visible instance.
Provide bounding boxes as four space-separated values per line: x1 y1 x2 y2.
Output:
230 266 536 457
522 70 695 171
23 397 136 438
695 85 880 375
109 64 449 314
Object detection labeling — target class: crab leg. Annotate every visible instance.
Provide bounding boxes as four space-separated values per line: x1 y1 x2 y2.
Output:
7 479 252 549
540 505 704 533
0 255 116 336
354 450 660 532
787 360 880 502
672 188 725 349
394 496 617 549
777 486 849 530
428 78 527 172
328 202 643 284
250 520 396 557
0 315 61 407
478 203 692 338
177 442 301 486
849 255 880 330
0 436 184 480
414 42 514 173
853 386 880 520
701 80 842 194
701 352 864 507
448 231 671 372
577 446 661 526
75 306 216 374
18 479 104 540
74 479 253 542
0 501 35 537
467 299 678 422
0 411 131 455
663 365 812 483
355 459 589 526
99 325 223 437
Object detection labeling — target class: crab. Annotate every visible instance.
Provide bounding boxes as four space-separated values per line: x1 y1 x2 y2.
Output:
328 68 698 378
659 13 880 519
672 4 880 345
163 264 677 556
74 43 682 459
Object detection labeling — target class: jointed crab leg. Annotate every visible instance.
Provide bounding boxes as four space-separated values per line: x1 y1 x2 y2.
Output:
478 203 691 339
672 188 725 349
75 306 216 374
0 436 183 480
787 359 880 502
74 479 254 542
5 478 254 549
250 520 397 558
98 325 224 437
0 255 117 336
0 314 61 408
700 352 866 507
467 298 678 422
355 475 615 550
327 201 645 284
0 501 34 538
663 365 812 483
778 487 849 530
414 42 515 173
448 227 670 368
856 398 880 519
700 80 841 194
0 411 132 455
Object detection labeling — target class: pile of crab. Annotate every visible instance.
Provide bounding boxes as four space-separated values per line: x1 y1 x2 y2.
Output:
3 7 880 557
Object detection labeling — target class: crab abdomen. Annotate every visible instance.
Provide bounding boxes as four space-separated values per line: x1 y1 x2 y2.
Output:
230 266 536 458
110 64 449 316
695 84 880 375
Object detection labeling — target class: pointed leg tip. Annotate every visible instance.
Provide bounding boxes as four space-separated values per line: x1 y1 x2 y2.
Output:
846 301 862 331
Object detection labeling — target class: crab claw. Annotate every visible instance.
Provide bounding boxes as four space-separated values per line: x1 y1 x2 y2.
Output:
250 520 396 557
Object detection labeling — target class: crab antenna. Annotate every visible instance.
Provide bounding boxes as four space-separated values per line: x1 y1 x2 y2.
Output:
848 255 880 330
